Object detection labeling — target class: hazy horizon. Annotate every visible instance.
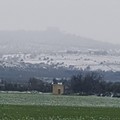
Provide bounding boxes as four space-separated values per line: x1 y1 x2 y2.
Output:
0 0 120 44
0 27 118 45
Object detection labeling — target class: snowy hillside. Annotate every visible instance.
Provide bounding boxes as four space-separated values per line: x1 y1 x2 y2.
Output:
1 49 120 72
0 29 120 82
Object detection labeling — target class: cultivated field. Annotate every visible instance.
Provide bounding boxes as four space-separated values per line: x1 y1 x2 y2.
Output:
0 92 120 120
1 105 120 120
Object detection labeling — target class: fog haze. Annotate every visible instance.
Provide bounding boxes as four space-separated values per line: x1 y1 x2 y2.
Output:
0 29 119 54
0 0 120 44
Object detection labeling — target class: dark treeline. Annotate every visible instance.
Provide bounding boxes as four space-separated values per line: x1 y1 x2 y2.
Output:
69 71 120 97
0 78 52 93
1 71 120 97
53 71 120 97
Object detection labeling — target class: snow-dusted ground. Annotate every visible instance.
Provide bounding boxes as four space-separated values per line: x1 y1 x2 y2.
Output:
0 50 120 72
0 92 120 107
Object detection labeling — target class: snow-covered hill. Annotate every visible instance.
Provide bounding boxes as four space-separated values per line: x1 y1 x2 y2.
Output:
0 29 120 82
1 49 120 72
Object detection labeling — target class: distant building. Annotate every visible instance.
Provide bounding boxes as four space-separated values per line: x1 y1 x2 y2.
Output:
52 83 64 95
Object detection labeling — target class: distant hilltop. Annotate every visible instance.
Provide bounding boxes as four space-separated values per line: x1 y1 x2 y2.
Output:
0 28 119 54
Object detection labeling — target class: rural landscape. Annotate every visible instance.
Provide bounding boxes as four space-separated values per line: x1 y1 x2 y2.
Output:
1 30 120 120
0 0 120 120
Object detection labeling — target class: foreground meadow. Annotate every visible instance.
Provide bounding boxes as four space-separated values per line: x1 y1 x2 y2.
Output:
0 105 120 120
0 92 120 120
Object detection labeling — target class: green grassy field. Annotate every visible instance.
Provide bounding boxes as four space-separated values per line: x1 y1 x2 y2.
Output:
0 92 120 120
0 105 120 120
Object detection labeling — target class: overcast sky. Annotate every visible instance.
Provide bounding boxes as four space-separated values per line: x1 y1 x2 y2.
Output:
0 0 120 44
